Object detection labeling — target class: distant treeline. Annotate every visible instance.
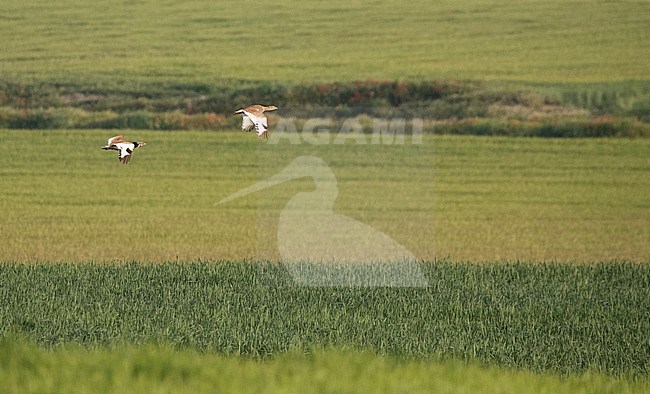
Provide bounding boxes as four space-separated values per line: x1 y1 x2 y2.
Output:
1 80 649 137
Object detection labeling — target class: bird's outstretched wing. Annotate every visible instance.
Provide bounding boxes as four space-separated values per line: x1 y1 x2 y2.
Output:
241 114 255 131
243 110 269 139
107 135 126 145
117 144 134 164
255 116 269 139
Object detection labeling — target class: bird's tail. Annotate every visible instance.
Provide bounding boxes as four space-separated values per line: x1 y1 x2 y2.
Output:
234 109 244 114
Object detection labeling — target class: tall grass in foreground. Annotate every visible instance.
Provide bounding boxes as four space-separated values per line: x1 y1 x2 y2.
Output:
1 261 648 377
1 338 647 394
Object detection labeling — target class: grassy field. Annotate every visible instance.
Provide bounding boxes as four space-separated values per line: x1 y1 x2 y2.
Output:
1 130 648 391
0 129 648 262
2 0 649 391
1 262 648 377
2 0 650 136
1 0 648 85
1 338 647 394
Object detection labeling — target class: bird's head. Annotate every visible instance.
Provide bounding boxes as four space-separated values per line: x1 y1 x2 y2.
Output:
264 105 278 111
134 141 146 148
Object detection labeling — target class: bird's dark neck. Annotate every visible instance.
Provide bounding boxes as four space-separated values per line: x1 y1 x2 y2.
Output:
133 142 140 148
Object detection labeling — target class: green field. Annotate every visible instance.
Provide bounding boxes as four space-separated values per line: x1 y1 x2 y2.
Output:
1 130 648 262
1 338 648 394
2 0 650 391
1 0 648 84
1 262 648 376
2 0 650 135
1 129 649 390
0 340 649 394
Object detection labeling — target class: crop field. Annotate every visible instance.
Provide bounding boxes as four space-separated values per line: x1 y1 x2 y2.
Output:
2 261 649 374
1 129 649 391
1 130 648 263
2 0 650 392
1 0 649 84
2 0 650 137
2 339 648 394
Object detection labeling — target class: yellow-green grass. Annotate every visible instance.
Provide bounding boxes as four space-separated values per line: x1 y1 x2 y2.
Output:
1 0 648 85
0 129 648 262
1 338 647 394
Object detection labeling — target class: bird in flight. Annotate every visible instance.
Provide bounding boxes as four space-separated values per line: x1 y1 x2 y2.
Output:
102 135 146 164
234 104 278 139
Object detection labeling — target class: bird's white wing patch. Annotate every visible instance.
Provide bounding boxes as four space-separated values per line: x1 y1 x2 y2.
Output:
242 110 262 123
114 143 134 164
243 110 269 137
255 116 268 136
118 145 131 159
241 114 255 131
